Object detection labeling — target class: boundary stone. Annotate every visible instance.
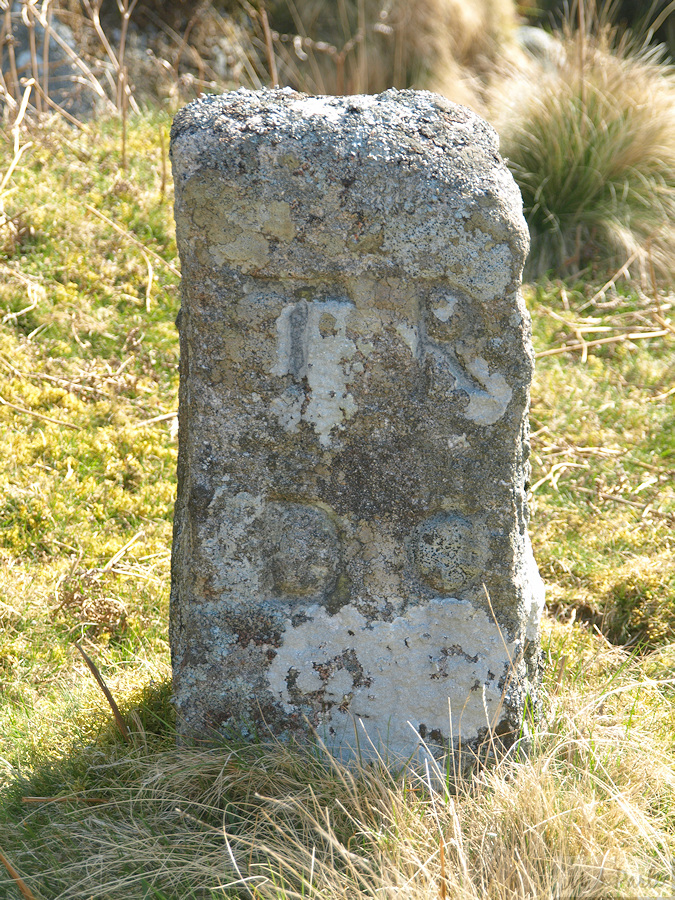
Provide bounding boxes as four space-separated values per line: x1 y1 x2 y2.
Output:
170 87 545 760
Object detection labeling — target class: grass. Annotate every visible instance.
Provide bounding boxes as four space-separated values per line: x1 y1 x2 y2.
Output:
0 110 178 773
527 279 675 648
494 23 675 281
0 4 674 893
1 620 675 898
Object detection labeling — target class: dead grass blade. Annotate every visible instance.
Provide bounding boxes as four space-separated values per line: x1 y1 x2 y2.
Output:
0 355 111 398
142 251 154 312
41 0 52 107
0 849 40 900
158 125 167 199
260 2 279 86
1 300 37 325
31 79 87 130
575 486 675 523
74 643 130 743
439 834 447 900
0 393 79 430
530 461 590 493
2 3 20 105
0 83 34 196
22 796 106 804
578 251 641 312
648 384 675 402
101 529 145 573
535 328 669 359
651 310 675 336
84 204 181 278
31 5 110 106
132 411 177 428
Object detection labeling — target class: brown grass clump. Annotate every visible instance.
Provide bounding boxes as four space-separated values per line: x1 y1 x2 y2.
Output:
255 0 518 109
492 23 675 282
3 620 675 899
1 0 520 123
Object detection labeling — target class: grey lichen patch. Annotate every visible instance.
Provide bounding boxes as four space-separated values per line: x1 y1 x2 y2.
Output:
263 201 296 242
170 88 543 759
430 293 460 323
411 514 490 595
198 489 266 598
261 502 340 600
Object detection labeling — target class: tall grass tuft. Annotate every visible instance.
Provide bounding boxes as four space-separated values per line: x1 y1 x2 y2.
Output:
494 26 675 282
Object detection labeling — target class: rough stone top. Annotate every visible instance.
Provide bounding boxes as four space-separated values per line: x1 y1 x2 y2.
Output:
170 88 529 294
172 87 495 170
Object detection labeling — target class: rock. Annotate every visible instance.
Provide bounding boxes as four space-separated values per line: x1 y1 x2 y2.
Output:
169 87 544 761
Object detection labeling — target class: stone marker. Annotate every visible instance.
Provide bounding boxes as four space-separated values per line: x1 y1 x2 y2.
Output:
170 87 545 760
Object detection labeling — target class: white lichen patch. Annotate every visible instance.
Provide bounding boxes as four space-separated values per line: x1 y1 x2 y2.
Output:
210 231 270 271
521 533 546 641
463 356 513 425
290 95 345 124
272 299 358 446
266 597 516 759
395 321 420 357
431 293 459 322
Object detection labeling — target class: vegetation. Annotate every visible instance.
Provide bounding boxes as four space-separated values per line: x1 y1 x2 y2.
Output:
495 24 675 281
0 1 674 897
0 111 178 774
2 635 675 898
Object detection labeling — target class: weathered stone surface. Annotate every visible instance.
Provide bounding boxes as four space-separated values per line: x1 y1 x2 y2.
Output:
170 87 545 760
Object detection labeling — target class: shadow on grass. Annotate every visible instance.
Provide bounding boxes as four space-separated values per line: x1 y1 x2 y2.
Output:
0 679 347 900
2 653 674 899
0 680 189 899
0 678 177 817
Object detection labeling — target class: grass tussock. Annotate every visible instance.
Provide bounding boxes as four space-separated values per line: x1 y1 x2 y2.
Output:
1 619 675 899
494 25 675 282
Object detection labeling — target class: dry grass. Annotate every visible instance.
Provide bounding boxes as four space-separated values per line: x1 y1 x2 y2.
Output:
493 21 675 282
1 0 522 120
244 0 518 110
2 619 675 899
